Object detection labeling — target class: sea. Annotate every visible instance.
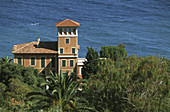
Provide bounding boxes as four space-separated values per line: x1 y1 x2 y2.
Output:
0 0 170 59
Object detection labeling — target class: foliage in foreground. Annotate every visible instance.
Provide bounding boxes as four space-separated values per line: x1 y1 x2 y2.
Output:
82 47 99 79
0 43 169 112
27 71 94 112
82 55 169 112
0 57 44 111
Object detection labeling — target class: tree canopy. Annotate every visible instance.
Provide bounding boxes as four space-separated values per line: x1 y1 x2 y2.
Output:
0 43 169 112
0 57 44 111
82 55 169 112
82 44 127 79
82 47 99 79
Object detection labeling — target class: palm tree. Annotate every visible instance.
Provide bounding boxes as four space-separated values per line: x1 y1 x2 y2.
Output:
27 70 94 111
0 56 13 64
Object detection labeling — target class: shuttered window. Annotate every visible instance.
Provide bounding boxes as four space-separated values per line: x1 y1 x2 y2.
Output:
70 60 74 67
41 57 45 68
72 48 75 54
60 48 63 54
31 57 35 65
18 57 22 65
51 57 55 68
66 39 69 44
62 60 66 67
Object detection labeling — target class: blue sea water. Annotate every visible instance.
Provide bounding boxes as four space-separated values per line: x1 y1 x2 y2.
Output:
0 0 170 59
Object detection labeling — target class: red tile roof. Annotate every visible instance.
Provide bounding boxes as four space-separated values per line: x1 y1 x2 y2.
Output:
12 41 58 54
55 19 80 27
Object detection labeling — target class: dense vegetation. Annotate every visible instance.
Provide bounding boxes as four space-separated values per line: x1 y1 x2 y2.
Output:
0 57 44 111
82 44 169 112
0 44 169 112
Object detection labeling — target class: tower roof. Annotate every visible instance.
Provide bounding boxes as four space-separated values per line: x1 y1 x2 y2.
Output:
55 19 80 27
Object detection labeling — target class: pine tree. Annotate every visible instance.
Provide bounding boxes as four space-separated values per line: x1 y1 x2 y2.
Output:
82 47 99 79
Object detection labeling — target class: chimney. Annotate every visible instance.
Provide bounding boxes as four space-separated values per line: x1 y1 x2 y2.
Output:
37 37 40 47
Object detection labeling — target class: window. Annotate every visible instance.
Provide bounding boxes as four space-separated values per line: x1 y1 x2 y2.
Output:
73 28 76 35
58 28 62 35
72 48 75 54
66 39 69 44
18 57 22 65
68 29 71 35
62 60 66 67
58 28 77 36
51 57 55 68
60 48 63 54
64 29 67 35
70 60 74 67
41 57 45 68
31 57 35 65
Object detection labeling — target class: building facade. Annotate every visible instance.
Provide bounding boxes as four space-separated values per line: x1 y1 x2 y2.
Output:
12 19 85 78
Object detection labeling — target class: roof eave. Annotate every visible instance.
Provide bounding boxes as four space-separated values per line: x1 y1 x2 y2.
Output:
12 52 58 54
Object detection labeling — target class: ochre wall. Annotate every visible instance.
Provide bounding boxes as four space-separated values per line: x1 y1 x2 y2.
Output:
14 54 58 75
58 37 78 55
58 36 79 74
58 58 77 73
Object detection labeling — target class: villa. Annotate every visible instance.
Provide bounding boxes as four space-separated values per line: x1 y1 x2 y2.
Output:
12 19 85 79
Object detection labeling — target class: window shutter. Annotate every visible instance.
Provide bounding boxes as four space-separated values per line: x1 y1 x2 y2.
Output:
60 48 63 54
18 57 22 65
70 60 74 67
62 60 66 67
66 39 69 44
51 57 55 68
41 57 45 68
31 57 35 65
72 48 75 54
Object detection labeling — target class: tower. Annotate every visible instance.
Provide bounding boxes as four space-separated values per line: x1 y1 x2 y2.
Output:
55 19 80 74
